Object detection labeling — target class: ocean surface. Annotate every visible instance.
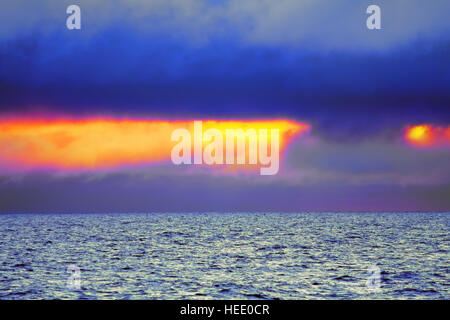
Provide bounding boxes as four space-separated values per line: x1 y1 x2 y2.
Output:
0 212 448 299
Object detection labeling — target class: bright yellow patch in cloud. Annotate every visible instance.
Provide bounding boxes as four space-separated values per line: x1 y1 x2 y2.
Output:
405 124 450 147
0 118 309 170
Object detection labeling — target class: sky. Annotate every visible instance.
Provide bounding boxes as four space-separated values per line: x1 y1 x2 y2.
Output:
0 0 449 212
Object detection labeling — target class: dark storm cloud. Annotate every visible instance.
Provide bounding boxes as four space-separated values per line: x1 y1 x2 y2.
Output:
1 32 449 138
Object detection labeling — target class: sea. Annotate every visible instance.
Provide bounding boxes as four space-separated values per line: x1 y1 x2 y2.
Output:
0 212 448 299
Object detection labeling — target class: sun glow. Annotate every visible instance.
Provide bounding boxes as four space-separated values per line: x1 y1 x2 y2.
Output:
405 124 450 147
0 118 309 171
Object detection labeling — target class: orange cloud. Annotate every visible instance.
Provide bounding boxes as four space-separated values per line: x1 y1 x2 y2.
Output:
0 118 309 171
405 124 450 147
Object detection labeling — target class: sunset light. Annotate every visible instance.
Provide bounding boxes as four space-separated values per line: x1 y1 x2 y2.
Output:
405 124 450 147
0 118 309 171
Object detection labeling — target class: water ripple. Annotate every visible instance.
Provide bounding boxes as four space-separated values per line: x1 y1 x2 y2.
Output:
0 212 448 299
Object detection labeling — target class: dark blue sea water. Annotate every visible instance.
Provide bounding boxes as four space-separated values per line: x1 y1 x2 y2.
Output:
0 212 448 299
